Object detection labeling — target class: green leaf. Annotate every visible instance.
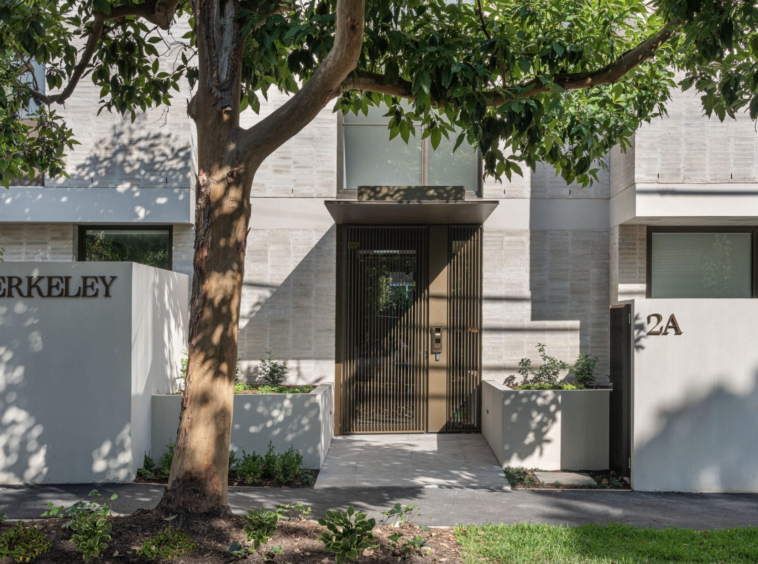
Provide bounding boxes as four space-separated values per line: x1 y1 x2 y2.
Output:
430 127 442 150
93 0 111 15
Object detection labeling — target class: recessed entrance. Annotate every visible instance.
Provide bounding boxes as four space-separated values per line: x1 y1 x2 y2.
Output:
336 225 482 434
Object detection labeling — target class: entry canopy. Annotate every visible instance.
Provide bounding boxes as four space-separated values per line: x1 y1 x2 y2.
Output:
325 186 499 225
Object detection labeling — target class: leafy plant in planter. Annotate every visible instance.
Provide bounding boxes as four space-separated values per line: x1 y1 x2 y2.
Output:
509 343 570 387
570 353 599 387
318 507 377 564
259 350 288 386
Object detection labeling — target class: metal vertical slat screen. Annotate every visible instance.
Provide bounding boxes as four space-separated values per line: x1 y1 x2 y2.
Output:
341 227 428 433
446 226 482 431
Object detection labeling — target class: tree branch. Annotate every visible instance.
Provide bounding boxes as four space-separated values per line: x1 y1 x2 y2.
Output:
238 0 366 165
344 18 681 107
28 0 183 106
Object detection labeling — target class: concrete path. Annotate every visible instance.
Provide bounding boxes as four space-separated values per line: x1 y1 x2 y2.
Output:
315 434 509 489
2 484 758 529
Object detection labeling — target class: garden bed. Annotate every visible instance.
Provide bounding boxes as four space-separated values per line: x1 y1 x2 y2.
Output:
2 513 461 564
504 467 629 490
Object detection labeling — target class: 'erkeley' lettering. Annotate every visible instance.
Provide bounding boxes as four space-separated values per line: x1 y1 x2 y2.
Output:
0 275 117 298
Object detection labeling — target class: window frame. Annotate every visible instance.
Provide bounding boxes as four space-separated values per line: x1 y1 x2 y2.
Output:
337 112 483 197
645 226 758 299
77 224 174 270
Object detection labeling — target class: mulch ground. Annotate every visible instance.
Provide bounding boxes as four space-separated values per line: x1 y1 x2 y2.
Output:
6 513 463 564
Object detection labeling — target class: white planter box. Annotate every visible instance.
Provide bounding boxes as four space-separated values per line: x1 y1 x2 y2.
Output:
151 383 334 469
482 381 610 471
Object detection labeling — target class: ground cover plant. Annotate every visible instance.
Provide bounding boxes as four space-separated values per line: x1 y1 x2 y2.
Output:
11 506 459 563
456 523 758 563
504 467 629 489
506 344 602 389
234 383 315 394
137 441 317 487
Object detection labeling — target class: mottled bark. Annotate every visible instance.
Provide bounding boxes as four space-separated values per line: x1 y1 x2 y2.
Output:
158 0 366 514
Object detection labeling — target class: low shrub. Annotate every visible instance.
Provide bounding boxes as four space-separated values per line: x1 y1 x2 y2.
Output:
279 445 304 483
262 442 281 481
0 523 52 562
234 450 264 484
318 507 377 564
136 527 197 560
513 382 583 390
136 441 174 481
234 383 314 394
570 353 599 387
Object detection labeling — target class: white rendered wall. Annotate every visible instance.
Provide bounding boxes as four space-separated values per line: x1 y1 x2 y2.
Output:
632 299 758 492
0 262 187 484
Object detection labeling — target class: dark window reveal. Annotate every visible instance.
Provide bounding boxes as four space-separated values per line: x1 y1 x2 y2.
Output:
79 226 172 270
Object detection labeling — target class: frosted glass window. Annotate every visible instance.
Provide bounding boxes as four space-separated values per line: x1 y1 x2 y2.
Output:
428 134 479 191
343 126 422 188
341 107 480 193
650 232 752 298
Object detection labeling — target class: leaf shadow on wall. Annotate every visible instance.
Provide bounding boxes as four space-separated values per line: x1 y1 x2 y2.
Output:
236 226 336 385
634 370 758 492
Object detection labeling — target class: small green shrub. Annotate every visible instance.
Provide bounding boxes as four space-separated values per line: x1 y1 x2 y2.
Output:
136 528 197 560
0 523 52 562
234 450 264 484
300 471 315 487
513 382 582 390
259 350 288 386
317 507 376 564
570 353 599 387
137 452 157 480
279 446 303 483
243 507 281 550
262 442 281 481
503 467 539 488
158 440 175 480
234 383 314 394
512 343 570 386
69 492 117 563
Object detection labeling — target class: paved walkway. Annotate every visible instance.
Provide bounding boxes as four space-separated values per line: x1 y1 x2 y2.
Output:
315 434 509 489
2 484 758 529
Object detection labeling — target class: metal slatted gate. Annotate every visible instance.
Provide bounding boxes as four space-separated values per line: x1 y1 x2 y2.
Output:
446 226 483 431
341 227 429 433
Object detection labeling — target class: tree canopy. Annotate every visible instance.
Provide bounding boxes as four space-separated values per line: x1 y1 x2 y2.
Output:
2 0 757 189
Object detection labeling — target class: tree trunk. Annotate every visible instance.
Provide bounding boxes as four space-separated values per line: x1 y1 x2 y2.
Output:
157 0 253 515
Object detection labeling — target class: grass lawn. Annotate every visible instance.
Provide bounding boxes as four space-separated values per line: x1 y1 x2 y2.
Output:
456 523 758 563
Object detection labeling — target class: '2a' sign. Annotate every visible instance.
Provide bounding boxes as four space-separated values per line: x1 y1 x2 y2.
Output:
646 313 683 336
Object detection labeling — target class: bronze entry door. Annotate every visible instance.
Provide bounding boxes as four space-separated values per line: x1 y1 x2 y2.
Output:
338 226 482 434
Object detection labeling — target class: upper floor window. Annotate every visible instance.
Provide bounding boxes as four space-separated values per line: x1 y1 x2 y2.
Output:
341 106 480 195
78 226 172 270
648 228 755 298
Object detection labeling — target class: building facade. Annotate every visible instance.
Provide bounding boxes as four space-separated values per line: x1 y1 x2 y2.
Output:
3 58 758 490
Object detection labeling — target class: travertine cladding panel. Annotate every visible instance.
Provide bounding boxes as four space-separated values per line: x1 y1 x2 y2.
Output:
52 22 193 189
0 224 74 261
635 86 758 184
482 229 610 384
482 153 610 199
610 139 635 197
238 227 336 385
171 224 194 278
610 225 646 304
240 92 337 198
